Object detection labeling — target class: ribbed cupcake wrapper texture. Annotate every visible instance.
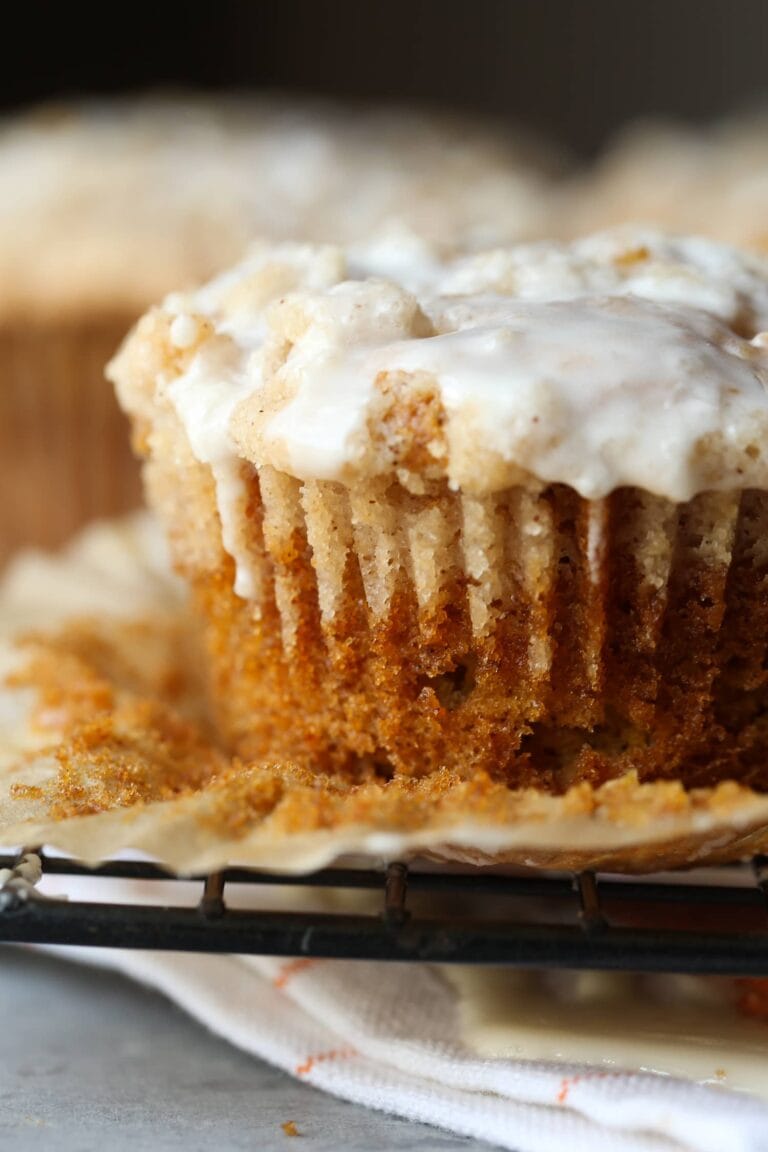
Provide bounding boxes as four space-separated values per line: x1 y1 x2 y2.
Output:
163 457 768 791
0 319 142 560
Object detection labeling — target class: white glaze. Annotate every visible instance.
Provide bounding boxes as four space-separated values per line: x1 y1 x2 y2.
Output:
165 348 258 599
169 313 199 349
264 294 768 499
125 229 768 593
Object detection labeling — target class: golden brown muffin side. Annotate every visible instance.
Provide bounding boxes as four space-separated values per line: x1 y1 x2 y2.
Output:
159 460 768 793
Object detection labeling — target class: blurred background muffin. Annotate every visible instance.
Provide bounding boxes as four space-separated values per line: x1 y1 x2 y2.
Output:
0 93 558 560
561 115 768 250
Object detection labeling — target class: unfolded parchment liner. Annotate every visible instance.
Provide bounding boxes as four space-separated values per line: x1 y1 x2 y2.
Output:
3 514 768 874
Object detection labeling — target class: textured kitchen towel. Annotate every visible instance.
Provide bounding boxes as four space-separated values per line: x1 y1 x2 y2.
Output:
39 944 768 1152
31 865 768 1152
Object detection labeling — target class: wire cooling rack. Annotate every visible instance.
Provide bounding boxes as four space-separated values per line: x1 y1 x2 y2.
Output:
2 849 768 973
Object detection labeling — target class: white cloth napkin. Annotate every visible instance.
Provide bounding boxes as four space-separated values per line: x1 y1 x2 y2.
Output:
30 871 768 1152
41 947 768 1152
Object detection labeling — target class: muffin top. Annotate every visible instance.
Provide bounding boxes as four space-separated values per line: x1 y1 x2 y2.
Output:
111 227 768 509
563 115 768 251
0 95 555 321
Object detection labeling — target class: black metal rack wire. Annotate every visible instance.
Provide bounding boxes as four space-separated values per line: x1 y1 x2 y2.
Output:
3 849 768 974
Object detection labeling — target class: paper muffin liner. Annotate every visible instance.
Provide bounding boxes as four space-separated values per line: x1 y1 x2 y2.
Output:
157 457 768 796
0 317 142 559
3 513 768 874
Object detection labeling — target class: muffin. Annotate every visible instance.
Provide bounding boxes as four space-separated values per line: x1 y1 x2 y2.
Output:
563 115 768 251
110 227 768 793
0 94 557 560
7 513 768 874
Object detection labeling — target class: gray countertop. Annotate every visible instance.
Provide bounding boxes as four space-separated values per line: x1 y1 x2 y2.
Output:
0 949 499 1152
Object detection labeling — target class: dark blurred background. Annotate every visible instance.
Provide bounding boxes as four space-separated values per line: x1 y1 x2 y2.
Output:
4 0 768 157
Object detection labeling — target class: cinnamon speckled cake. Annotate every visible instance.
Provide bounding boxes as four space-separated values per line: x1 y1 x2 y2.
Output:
109 227 768 795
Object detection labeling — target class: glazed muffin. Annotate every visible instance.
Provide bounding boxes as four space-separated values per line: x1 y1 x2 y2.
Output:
110 227 768 792
0 94 555 558
563 115 768 251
